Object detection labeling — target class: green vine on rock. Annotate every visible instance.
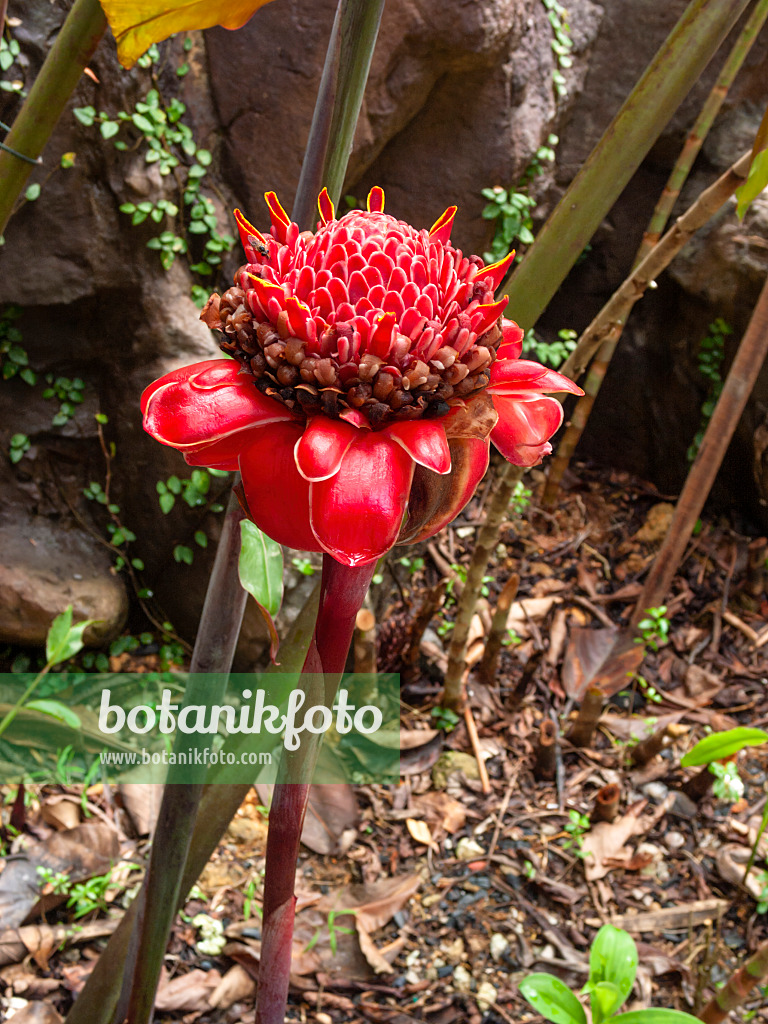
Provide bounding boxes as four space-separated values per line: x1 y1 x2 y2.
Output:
72 39 234 304
687 317 730 462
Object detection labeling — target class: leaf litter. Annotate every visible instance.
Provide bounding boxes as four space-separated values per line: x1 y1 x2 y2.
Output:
3 461 768 1022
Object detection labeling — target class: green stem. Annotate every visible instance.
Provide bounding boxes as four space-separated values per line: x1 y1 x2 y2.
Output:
0 0 107 236
501 0 750 330
0 663 51 739
442 462 523 710
542 0 768 506
115 488 247 1023
292 0 384 226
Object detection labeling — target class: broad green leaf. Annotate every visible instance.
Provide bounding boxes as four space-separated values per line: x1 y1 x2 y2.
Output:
612 1011 702 1024
735 147 768 219
46 606 73 664
99 0 277 69
588 981 623 1024
46 606 96 665
519 973 587 1024
680 727 768 766
25 699 82 730
239 520 284 661
588 924 638 1006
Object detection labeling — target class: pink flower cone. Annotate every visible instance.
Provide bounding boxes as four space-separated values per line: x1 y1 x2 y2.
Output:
142 188 582 566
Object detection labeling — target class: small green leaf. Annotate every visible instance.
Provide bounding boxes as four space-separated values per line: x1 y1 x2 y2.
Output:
132 112 156 135
588 982 623 1024
73 106 96 126
519 974 587 1024
588 924 637 1006
25 183 41 202
100 120 120 140
26 699 82 730
681 727 768 766
159 492 175 514
194 530 208 548
239 521 283 617
46 606 95 664
239 521 284 661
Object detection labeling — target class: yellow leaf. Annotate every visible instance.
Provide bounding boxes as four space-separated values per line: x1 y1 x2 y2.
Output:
99 0 277 69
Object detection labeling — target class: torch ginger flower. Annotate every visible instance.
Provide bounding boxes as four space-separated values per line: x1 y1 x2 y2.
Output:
142 188 582 566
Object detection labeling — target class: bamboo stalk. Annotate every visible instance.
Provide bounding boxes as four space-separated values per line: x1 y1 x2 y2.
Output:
592 783 620 823
542 0 768 505
534 719 558 781
543 148 753 506
628 268 768 629
464 704 491 794
556 150 752 388
699 937 768 1023
567 686 604 748
478 573 520 686
500 0 750 329
442 463 523 710
0 0 107 235
629 722 671 767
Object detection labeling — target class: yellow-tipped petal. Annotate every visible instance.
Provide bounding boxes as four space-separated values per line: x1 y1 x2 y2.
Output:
428 205 457 243
318 188 335 226
367 186 385 213
101 0 276 70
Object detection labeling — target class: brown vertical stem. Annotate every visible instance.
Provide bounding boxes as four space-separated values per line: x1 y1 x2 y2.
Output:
698 936 768 1023
354 606 377 674
746 537 767 597
683 764 715 802
629 723 671 766
478 573 520 686
568 687 604 748
443 463 523 710
629 270 768 630
534 719 558 781
542 150 753 507
592 783 620 823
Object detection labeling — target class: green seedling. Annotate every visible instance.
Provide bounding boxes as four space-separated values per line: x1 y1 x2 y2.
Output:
520 923 701 1024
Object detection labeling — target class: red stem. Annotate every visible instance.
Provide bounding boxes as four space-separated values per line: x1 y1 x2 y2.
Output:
255 554 376 1024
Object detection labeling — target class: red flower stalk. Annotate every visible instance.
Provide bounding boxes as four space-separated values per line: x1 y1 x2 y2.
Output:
142 188 581 564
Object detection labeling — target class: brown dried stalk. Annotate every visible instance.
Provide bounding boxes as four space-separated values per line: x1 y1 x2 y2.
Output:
567 686 604 748
592 783 620 823
534 719 558 781
442 463 523 710
478 573 520 686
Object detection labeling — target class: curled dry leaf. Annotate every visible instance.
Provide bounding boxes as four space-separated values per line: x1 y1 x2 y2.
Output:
154 967 222 1012
207 964 256 1009
405 818 436 849
0 920 120 969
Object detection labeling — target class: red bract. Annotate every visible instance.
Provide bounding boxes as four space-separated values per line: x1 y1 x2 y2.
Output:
142 188 582 566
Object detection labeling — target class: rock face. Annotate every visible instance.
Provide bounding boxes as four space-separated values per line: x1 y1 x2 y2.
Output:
0 0 767 659
0 518 128 647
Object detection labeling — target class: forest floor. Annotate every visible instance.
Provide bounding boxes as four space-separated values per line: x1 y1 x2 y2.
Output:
2 458 768 1024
